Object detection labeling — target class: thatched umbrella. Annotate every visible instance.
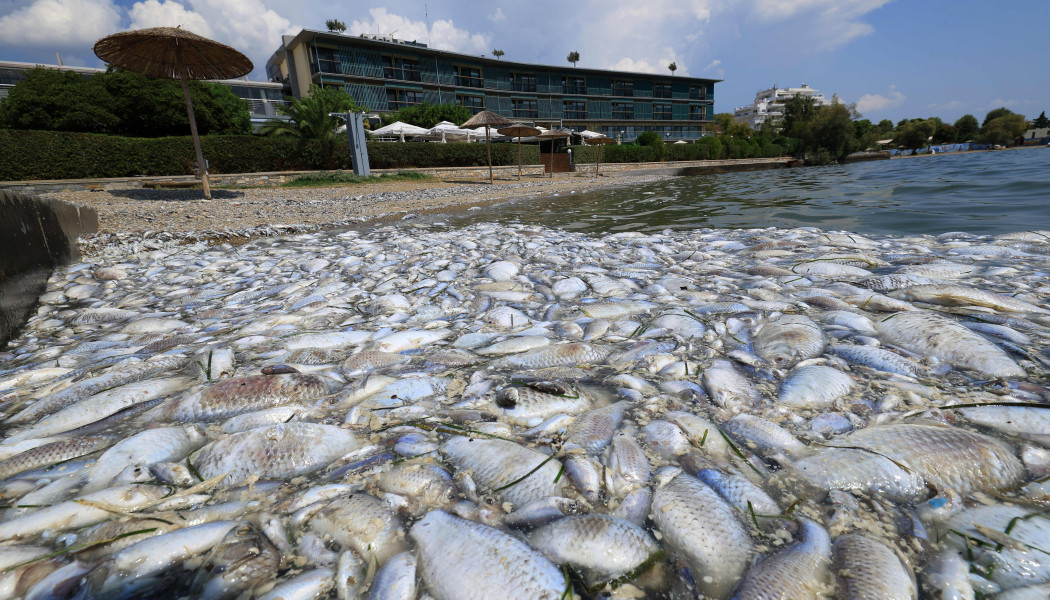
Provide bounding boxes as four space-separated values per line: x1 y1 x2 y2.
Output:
585 135 615 177
497 123 541 180
94 27 253 200
537 129 571 178
461 110 512 183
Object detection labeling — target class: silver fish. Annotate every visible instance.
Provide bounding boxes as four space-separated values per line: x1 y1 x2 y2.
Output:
440 437 567 507
832 534 917 600
730 518 830 600
876 311 1024 377
410 510 565 600
529 514 659 583
753 314 827 368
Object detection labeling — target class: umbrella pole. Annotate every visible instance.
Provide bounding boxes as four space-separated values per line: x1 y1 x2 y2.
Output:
516 139 522 180
181 75 211 200
486 127 493 184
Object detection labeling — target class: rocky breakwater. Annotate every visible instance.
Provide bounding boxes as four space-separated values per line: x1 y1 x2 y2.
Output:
0 190 96 347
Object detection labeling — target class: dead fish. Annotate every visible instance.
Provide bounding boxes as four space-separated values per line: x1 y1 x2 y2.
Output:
876 311 1024 377
158 373 331 421
753 314 827 368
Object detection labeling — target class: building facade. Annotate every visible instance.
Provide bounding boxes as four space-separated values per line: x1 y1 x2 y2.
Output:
0 60 289 131
733 84 834 129
267 31 718 142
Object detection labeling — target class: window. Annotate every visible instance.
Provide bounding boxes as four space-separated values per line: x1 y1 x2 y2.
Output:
387 89 422 110
612 79 633 97
562 76 586 94
456 66 483 88
653 82 672 99
382 57 421 82
689 85 707 100
458 95 485 114
313 48 339 74
689 105 706 121
612 102 634 119
653 103 672 120
511 73 536 92
513 99 538 118
564 101 587 119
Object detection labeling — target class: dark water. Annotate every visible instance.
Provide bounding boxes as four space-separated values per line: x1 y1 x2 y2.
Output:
442 148 1050 236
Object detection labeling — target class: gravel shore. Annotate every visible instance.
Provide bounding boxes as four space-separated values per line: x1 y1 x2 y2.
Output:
40 171 667 256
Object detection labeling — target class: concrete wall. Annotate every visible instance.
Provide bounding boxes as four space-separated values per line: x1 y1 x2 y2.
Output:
1 190 97 347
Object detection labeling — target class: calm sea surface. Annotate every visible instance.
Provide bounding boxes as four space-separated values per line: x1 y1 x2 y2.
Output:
442 147 1050 236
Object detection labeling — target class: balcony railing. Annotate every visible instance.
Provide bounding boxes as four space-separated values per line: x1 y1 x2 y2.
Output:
384 67 421 82
456 75 484 88
563 84 586 95
313 59 341 74
564 109 587 119
513 108 538 118
512 82 537 92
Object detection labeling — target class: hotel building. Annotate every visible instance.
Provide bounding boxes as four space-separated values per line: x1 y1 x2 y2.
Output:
733 84 835 130
266 31 718 142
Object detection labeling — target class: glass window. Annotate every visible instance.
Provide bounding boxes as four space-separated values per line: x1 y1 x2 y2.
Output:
456 66 483 88
689 105 706 120
689 85 706 100
653 103 672 120
314 48 339 74
612 80 633 97
511 73 536 92
458 94 485 114
562 76 586 95
653 82 672 99
564 101 587 119
612 102 634 119
513 99 538 118
387 89 422 110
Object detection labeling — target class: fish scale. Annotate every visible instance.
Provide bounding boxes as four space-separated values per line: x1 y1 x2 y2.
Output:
158 373 330 421
0 436 112 481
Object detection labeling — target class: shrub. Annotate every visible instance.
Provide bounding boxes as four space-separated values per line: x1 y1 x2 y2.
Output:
0 130 544 180
695 137 723 160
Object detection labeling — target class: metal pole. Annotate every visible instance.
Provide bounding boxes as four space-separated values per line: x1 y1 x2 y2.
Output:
181 75 211 200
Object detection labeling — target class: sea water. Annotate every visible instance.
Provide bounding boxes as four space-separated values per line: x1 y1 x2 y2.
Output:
444 147 1050 235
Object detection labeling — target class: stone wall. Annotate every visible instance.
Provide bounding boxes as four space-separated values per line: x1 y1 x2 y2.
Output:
0 190 97 347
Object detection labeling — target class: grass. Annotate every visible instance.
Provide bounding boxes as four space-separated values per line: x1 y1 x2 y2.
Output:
281 170 436 188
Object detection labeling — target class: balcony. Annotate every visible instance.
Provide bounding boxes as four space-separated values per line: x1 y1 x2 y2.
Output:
313 59 341 74
564 109 587 119
384 67 421 82
511 82 537 93
456 75 484 88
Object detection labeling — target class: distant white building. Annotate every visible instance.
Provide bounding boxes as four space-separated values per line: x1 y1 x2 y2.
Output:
733 84 837 129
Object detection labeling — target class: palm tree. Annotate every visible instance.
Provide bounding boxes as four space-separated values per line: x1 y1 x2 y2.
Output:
263 85 366 155
567 51 580 67
492 49 504 60
668 61 677 76
325 19 346 33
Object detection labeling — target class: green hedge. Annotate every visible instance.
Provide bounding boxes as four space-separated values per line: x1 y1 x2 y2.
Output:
0 129 786 181
0 129 543 180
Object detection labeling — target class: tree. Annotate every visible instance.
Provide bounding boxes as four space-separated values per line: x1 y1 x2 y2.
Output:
933 123 958 144
668 61 677 76
637 131 667 160
980 113 1027 145
566 51 580 67
263 85 366 154
0 66 250 136
780 95 862 162
492 49 504 60
982 107 1014 127
712 112 735 135
1033 111 1049 128
380 102 471 129
326 19 346 33
954 114 979 141
894 119 936 150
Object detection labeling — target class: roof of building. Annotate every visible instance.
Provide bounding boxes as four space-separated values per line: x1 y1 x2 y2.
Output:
270 29 722 83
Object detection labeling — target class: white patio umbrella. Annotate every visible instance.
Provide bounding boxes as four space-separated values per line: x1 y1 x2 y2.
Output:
372 121 428 142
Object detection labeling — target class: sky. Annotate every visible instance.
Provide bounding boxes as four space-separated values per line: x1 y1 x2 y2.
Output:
1 0 1048 124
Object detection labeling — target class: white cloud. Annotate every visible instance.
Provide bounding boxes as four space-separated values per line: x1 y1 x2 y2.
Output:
608 49 683 76
0 0 121 48
349 8 490 55
127 0 297 73
752 0 892 52
128 0 211 36
856 84 905 114
488 8 505 22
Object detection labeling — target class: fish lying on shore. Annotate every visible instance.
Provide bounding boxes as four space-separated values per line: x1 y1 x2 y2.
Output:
0 221 1048 599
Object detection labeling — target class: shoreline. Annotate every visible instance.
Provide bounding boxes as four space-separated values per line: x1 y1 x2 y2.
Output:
42 170 669 257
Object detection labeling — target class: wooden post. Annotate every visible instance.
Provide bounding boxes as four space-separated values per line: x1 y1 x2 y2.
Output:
516 138 522 180
181 75 211 200
486 126 493 184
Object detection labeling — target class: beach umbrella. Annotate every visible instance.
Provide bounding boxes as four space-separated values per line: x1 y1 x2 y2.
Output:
537 129 571 178
585 135 615 177
497 123 542 180
94 27 253 200
461 110 512 184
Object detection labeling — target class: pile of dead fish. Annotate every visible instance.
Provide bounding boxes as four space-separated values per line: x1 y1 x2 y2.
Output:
0 222 1049 599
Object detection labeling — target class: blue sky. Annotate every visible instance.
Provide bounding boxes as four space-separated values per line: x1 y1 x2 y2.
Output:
1 0 1047 124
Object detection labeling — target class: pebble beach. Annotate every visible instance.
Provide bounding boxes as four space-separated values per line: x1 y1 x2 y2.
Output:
39 171 667 256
